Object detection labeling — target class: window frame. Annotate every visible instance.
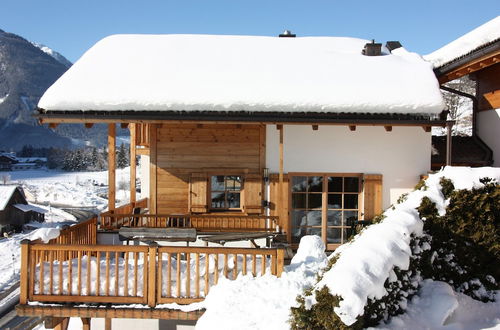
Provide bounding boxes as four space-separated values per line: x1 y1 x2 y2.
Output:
208 174 244 212
288 172 363 250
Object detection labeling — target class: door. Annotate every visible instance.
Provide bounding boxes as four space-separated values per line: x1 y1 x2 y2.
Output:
290 174 362 250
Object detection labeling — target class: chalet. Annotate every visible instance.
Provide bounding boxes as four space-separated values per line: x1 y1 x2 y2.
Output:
426 16 500 168
0 186 45 233
0 153 18 171
17 33 447 328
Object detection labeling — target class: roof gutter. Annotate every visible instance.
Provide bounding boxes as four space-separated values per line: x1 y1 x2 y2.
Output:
434 39 500 76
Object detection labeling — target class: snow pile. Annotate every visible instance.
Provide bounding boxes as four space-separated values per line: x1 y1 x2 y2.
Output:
375 280 500 330
307 166 500 326
425 16 500 68
197 236 328 330
30 228 61 243
39 34 444 114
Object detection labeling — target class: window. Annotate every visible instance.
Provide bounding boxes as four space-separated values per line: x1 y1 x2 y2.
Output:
290 174 361 247
210 175 242 210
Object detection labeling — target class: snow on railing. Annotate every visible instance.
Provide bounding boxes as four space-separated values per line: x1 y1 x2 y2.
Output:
19 241 284 307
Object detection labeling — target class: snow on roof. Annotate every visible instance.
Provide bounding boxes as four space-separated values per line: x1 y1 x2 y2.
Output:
424 16 500 68
0 186 18 211
13 203 47 213
38 34 444 115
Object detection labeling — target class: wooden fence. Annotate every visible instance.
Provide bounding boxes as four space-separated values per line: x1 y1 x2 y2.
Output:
100 214 279 232
41 217 98 246
19 242 284 307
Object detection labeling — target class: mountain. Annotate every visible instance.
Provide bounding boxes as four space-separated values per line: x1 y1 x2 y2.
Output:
0 29 119 151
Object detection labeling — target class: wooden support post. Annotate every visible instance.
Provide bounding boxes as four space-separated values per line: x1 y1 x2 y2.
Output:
54 318 69 330
108 124 116 211
19 239 30 304
422 126 431 132
278 125 284 235
148 242 158 308
45 317 69 329
120 123 129 129
129 123 137 204
48 123 58 129
104 318 112 330
149 124 157 213
81 318 91 330
384 125 392 132
84 123 94 129
312 125 319 131
276 248 285 277
446 120 454 166
349 125 356 131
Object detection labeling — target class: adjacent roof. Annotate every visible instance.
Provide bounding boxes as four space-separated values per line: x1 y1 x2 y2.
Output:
431 136 493 170
0 186 18 211
424 16 500 69
38 34 444 116
13 204 47 213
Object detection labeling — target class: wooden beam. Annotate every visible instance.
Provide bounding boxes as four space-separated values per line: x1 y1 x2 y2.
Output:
84 123 94 129
19 240 29 304
276 124 283 130
54 318 69 330
384 126 392 132
81 318 91 330
45 317 68 329
446 121 454 166
104 318 111 330
120 123 129 129
136 147 150 156
422 126 431 132
149 124 157 213
48 123 58 129
129 123 137 204
438 49 500 84
349 125 356 131
312 125 319 131
108 124 116 211
16 305 205 320
278 125 284 237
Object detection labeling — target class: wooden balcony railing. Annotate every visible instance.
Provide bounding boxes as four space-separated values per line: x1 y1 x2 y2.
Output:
39 217 98 247
19 242 284 307
100 214 279 232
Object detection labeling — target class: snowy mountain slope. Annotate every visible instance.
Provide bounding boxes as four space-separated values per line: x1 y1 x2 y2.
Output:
31 42 72 68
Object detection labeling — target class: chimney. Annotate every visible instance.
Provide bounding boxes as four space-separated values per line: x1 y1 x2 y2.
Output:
362 40 382 56
385 41 402 52
279 30 296 38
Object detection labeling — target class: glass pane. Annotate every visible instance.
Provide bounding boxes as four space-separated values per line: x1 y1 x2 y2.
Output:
308 176 323 192
344 194 358 209
211 176 225 191
328 177 343 192
291 176 307 192
344 177 360 192
211 192 225 208
291 210 307 229
291 194 306 209
344 211 358 226
227 192 240 208
345 227 355 242
306 211 322 227
327 210 342 226
308 193 322 209
307 227 322 237
328 194 342 209
226 176 242 191
327 228 341 243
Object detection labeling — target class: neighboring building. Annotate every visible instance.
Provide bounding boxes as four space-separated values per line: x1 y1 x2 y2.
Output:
426 16 500 167
0 186 45 233
0 153 18 171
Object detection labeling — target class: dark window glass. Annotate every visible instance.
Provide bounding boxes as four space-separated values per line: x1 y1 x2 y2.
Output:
328 177 343 192
210 175 242 209
211 176 225 191
306 211 322 226
344 211 358 226
326 228 341 243
344 177 359 192
308 194 322 209
344 194 358 209
227 192 240 208
308 176 323 192
327 210 341 226
291 176 307 192
211 192 225 208
328 194 342 209
292 194 306 209
307 227 322 237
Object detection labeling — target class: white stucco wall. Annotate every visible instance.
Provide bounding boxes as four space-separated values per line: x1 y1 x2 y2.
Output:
477 109 500 167
266 125 431 209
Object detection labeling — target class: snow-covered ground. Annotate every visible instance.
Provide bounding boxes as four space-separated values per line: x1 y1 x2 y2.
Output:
3 167 131 210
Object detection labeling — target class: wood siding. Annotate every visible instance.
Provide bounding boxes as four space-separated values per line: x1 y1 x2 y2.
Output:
476 63 500 111
153 124 265 214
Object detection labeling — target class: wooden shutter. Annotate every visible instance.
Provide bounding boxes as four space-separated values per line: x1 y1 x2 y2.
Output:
244 174 262 214
363 174 383 221
190 173 208 213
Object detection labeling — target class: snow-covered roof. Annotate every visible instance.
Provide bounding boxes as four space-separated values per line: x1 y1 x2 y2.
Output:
424 16 500 69
38 34 444 115
0 186 18 211
13 203 47 213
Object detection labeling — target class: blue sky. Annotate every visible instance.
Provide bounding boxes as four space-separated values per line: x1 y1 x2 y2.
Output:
1 0 499 63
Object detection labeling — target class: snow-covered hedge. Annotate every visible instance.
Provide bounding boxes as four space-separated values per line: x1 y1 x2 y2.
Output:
291 167 500 329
